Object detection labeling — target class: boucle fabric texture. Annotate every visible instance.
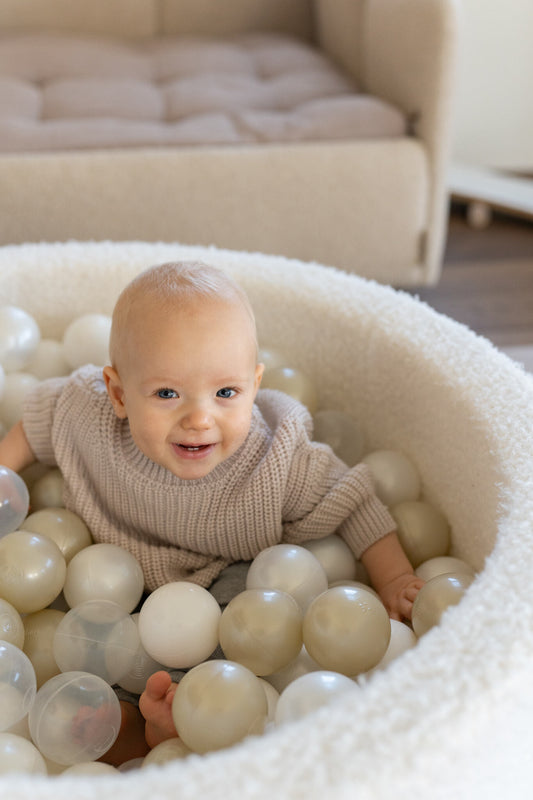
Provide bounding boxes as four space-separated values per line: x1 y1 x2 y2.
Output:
0 32 407 152
2 240 533 798
21 366 392 591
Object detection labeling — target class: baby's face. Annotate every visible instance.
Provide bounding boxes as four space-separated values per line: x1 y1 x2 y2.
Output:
104 297 263 480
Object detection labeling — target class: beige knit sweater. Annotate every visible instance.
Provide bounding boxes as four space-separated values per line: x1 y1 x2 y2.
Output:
22 365 395 591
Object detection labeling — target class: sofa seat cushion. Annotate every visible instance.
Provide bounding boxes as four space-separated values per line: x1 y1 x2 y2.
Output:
0 31 408 152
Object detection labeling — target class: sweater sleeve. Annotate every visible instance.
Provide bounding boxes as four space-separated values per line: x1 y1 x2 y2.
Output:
21 376 70 466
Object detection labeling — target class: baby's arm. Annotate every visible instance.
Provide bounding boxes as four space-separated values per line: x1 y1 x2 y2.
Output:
0 420 36 472
361 531 424 621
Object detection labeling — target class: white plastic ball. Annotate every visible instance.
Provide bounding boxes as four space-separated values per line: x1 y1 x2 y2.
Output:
62 313 111 369
246 544 328 612
0 733 47 775
21 507 93 563
29 468 65 510
0 372 40 429
301 534 357 585
0 465 30 537
28 670 121 765
366 619 418 674
275 670 357 726
23 339 71 380
0 598 25 649
0 641 37 732
23 608 65 688
63 542 144 613
313 409 366 466
117 613 165 695
138 582 221 668
62 761 119 775
141 737 192 768
261 366 318 413
415 556 476 582
0 305 40 373
361 449 421 507
53 600 139 684
0 530 66 613
257 346 286 372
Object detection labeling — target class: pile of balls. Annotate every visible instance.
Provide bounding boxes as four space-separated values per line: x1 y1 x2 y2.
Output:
0 305 476 776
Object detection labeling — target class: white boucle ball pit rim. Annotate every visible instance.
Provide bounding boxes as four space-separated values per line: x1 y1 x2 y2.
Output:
1 240 533 799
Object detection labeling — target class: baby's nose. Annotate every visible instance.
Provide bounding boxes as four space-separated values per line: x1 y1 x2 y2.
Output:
181 405 213 430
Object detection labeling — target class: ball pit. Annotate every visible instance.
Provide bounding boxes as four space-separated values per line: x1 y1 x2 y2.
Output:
0 241 533 796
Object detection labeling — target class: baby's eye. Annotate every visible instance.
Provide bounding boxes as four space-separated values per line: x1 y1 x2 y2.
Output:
156 388 178 399
216 387 237 399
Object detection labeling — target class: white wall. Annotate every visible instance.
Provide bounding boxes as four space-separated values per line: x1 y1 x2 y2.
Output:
452 0 533 171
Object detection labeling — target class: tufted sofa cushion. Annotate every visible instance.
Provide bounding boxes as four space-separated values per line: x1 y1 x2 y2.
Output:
0 31 408 152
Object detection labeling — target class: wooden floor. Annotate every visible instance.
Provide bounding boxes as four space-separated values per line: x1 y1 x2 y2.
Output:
411 204 533 348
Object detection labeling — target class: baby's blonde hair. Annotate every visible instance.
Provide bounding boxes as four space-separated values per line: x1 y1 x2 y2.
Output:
109 260 257 368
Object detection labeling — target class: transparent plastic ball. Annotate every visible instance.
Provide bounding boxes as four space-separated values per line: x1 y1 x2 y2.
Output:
117 613 165 695
0 530 66 613
275 670 357 726
62 313 111 369
0 732 47 775
361 449 421 507
0 597 25 649
28 670 121 765
0 305 40 373
313 409 366 466
246 544 328 613
63 542 144 613
0 641 37 732
53 600 139 685
21 507 93 563
0 464 30 537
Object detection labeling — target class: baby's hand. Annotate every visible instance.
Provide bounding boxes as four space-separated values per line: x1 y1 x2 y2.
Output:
377 572 425 622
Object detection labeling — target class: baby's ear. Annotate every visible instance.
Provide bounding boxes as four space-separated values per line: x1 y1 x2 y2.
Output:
102 366 128 419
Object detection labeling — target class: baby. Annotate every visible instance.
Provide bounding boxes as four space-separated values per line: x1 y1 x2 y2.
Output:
0 260 423 763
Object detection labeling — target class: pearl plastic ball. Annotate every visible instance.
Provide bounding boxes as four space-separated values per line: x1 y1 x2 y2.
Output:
0 733 47 775
265 645 322 693
275 670 356 726
257 346 286 372
303 585 391 676
141 737 192 768
301 534 357 585
171 660 268 754
21 507 93 563
62 761 119 775
0 464 30 536
257 678 280 723
366 619 418 674
63 542 144 613
23 339 71 380
23 609 65 688
0 363 4 399
62 313 111 369
0 305 40 373
361 449 421 507
0 531 66 613
246 544 328 613
29 468 65 510
415 556 476 582
219 589 303 676
0 598 25 649
411 572 474 637
53 600 139 685
313 409 366 466
391 500 451 568
261 366 318 413
138 581 221 668
117 613 165 695
28 670 121 765
0 641 37 732
0 372 40 429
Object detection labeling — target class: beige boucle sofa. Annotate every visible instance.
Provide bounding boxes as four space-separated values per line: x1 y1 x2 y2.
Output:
0 0 460 285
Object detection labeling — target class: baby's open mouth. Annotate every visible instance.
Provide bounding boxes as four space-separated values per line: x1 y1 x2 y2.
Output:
177 443 211 452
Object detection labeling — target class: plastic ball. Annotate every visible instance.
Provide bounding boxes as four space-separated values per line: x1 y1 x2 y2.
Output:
265 645 322 693
53 600 139 684
117 613 165 695
62 761 119 775
63 542 144 613
0 465 30 536
23 609 65 688
0 531 66 613
257 678 280 723
391 500 451 567
411 572 474 637
361 449 421 507
313 409 366 466
0 372 40 429
0 305 40 373
275 670 357 726
415 556 476 582
246 544 328 613
21 507 93 563
28 670 121 765
171 660 268 754
23 339 71 380
141 737 192 768
301 534 357 585
29 468 65 510
219 589 303 676
257 346 286 372
0 641 37 732
139 582 221 668
0 363 4 399
366 619 418 674
261 366 318 413
0 598 25 649
0 733 47 775
303 585 391 676
62 313 111 369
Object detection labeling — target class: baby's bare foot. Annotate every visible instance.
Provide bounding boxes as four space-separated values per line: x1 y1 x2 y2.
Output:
139 671 179 749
